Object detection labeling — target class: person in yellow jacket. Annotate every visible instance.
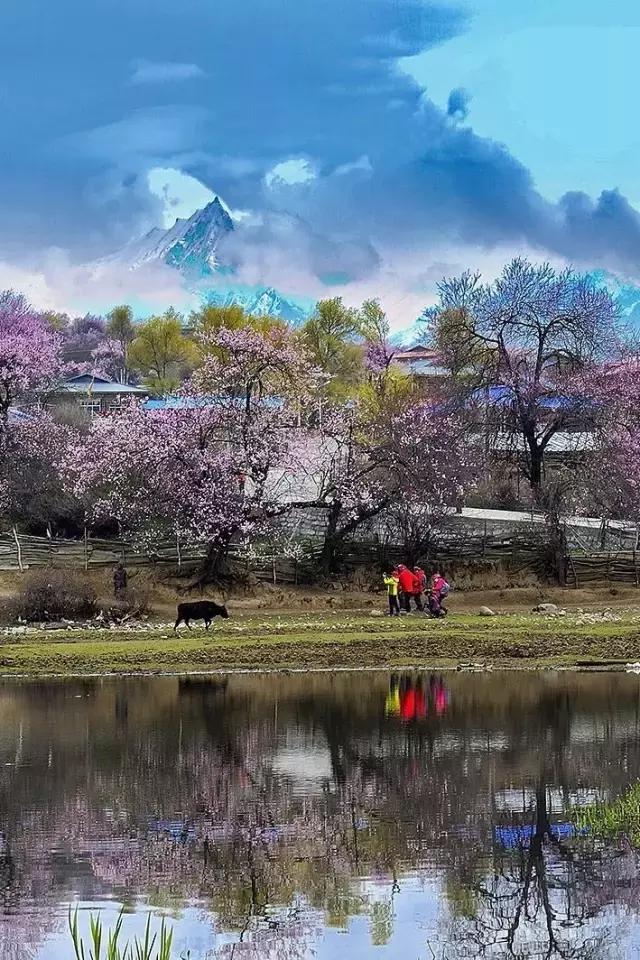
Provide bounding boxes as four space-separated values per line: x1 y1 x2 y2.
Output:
383 570 400 616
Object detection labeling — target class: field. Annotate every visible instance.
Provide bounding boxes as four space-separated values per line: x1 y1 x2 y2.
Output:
3 608 640 675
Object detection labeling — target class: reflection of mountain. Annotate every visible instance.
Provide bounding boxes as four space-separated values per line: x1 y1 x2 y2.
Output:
113 198 312 323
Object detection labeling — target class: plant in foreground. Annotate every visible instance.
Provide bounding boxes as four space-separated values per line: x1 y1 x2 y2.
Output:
69 908 184 960
573 781 640 846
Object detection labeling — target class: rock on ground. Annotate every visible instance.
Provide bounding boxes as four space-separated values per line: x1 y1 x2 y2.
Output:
533 603 558 613
479 606 495 617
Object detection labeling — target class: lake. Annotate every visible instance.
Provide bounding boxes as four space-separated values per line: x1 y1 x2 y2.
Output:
2 670 640 959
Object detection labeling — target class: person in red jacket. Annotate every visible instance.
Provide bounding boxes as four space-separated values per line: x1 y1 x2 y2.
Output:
397 564 423 612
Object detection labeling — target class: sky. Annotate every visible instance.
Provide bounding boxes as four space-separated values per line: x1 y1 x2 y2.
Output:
2 0 640 324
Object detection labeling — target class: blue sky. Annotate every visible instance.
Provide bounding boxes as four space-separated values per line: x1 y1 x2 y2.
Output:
1 0 640 322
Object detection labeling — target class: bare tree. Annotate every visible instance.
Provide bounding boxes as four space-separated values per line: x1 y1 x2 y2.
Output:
425 259 619 502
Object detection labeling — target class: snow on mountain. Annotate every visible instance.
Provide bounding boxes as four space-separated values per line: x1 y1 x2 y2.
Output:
204 286 309 325
588 269 640 324
120 198 234 275
113 198 311 322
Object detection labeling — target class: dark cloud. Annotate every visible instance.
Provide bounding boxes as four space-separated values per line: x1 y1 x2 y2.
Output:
446 86 471 121
1 0 640 296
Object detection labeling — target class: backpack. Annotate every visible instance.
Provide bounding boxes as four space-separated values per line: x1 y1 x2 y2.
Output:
439 581 450 599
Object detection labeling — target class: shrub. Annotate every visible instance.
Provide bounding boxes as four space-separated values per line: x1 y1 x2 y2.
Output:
12 570 97 622
102 586 152 622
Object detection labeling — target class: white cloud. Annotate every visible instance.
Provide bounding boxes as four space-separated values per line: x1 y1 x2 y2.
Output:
264 158 318 189
333 155 373 176
130 60 205 85
147 166 215 227
0 250 197 317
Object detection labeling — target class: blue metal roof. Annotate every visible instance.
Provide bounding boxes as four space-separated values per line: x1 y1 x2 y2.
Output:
475 385 575 410
60 374 147 395
144 395 284 411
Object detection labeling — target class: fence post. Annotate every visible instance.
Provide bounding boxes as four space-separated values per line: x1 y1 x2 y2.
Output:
83 525 89 571
11 526 23 572
635 549 639 589
569 554 579 589
607 552 611 584
176 533 182 569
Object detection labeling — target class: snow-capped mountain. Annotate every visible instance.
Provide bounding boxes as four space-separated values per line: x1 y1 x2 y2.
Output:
203 286 309 324
114 198 311 322
588 269 640 324
120 198 234 276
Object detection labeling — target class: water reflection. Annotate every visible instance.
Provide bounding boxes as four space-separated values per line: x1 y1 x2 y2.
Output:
1 672 640 957
385 673 449 721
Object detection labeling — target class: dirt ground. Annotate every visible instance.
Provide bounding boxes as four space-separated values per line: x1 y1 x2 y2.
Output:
0 567 638 620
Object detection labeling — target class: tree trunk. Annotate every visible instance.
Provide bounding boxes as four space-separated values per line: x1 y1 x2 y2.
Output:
542 488 568 585
318 503 343 576
186 537 232 591
526 438 544 502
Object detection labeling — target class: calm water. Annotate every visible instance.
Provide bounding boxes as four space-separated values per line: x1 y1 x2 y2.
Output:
3 671 640 959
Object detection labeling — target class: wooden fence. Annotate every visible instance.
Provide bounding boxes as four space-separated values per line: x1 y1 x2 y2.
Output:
0 530 205 572
566 551 640 588
2 529 640 587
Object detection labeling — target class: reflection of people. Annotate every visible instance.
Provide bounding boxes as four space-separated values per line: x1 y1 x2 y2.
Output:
385 674 401 716
388 673 449 721
383 571 401 616
400 675 416 721
113 562 128 599
431 674 449 715
414 677 427 720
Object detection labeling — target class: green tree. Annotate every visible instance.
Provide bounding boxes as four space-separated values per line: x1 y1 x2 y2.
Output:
358 297 388 342
106 304 136 383
189 303 288 365
41 310 70 332
299 297 364 401
129 309 196 394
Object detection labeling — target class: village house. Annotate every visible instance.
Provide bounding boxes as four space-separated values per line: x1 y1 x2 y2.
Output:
48 374 149 417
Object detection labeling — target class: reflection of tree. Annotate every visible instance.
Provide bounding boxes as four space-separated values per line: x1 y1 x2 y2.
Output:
436 681 629 960
3 673 640 957
443 776 617 959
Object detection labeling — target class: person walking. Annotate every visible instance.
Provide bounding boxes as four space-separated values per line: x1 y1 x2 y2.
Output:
431 569 450 614
414 566 427 593
113 561 128 600
398 564 423 612
383 570 401 616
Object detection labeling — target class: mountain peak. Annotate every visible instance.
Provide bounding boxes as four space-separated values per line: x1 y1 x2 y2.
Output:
115 202 312 323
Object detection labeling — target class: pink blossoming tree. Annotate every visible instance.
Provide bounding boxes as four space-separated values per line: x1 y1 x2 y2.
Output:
0 291 62 427
298 397 478 573
0 291 67 531
426 259 620 501
64 326 311 579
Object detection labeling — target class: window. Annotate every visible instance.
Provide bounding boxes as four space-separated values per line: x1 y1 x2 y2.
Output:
79 399 101 418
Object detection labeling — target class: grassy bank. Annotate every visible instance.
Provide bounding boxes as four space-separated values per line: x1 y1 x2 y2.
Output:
2 610 640 675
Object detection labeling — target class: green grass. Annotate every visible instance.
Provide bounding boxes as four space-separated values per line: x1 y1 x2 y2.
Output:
574 782 640 846
2 611 640 675
69 909 175 960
